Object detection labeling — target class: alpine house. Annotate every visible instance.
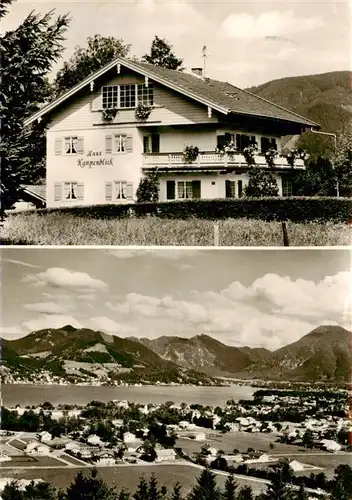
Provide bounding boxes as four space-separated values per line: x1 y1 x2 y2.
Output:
24 57 319 207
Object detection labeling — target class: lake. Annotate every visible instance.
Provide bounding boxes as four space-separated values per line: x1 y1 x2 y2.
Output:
1 384 255 407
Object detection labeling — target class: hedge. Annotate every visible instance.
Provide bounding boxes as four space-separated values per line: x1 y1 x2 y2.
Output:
11 197 352 223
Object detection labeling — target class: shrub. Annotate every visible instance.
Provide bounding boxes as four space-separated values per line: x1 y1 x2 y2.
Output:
136 169 159 202
12 197 351 223
245 167 279 197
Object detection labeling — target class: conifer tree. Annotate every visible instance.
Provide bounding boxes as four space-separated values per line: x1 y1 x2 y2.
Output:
171 483 183 500
188 468 221 500
1 0 69 211
223 474 238 500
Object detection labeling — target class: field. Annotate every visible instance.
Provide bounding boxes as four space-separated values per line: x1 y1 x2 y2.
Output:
1 455 66 467
177 431 308 456
1 212 350 246
0 463 267 496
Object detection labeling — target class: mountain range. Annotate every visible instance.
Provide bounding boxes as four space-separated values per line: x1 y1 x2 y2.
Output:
2 324 350 383
247 71 352 153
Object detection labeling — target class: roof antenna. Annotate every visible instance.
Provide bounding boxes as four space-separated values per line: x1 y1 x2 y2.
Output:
202 46 207 77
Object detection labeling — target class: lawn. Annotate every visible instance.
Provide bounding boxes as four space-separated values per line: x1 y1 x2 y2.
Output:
177 431 308 456
0 463 267 496
1 455 66 467
1 212 350 246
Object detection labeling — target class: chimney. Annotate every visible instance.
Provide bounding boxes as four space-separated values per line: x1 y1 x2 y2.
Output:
191 67 203 77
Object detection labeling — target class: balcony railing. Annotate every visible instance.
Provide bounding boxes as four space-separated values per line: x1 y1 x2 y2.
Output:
143 151 305 169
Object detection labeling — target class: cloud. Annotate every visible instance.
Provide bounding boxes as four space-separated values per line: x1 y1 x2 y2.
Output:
1 325 26 339
108 271 349 350
22 314 83 332
24 302 68 315
222 10 325 39
88 316 137 336
25 267 108 292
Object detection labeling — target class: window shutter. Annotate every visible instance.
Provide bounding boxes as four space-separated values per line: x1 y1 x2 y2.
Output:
126 135 133 153
251 135 256 144
192 180 201 199
271 138 277 150
55 138 62 155
237 180 243 198
126 182 133 199
217 135 227 148
76 182 84 200
54 183 62 201
63 183 70 200
235 134 241 151
166 181 175 200
151 134 160 153
76 137 84 155
105 135 113 154
143 136 150 154
105 182 113 201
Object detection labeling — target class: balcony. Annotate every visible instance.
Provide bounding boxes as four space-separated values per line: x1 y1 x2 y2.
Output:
142 152 305 170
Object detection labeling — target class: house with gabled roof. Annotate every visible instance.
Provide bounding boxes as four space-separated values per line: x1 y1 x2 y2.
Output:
24 57 318 207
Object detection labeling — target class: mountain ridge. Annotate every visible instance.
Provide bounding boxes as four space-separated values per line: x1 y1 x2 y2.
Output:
2 324 350 383
246 70 352 153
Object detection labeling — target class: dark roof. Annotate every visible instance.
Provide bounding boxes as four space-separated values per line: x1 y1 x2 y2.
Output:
130 60 318 127
21 185 46 202
24 57 319 128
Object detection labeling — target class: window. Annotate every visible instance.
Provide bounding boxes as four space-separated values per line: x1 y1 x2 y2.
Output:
115 135 127 153
143 134 160 154
105 181 133 201
261 137 277 153
236 134 256 152
282 178 293 197
105 134 133 154
65 182 77 199
178 181 193 199
137 84 154 106
102 86 118 109
120 84 136 108
165 180 201 200
54 182 84 202
225 180 236 198
102 84 154 109
55 137 84 155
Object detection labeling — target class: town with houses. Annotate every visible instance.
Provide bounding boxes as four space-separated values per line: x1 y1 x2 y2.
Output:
1 389 351 497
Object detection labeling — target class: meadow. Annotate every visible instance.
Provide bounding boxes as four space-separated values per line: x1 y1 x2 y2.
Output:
1 212 350 246
0 463 266 496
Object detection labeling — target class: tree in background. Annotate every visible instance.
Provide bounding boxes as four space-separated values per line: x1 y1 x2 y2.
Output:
0 0 69 212
332 131 352 197
53 34 131 95
292 157 336 196
65 468 118 500
2 480 57 500
237 485 254 500
136 169 159 203
245 168 279 197
142 36 183 70
223 474 238 500
188 467 221 500
170 483 183 500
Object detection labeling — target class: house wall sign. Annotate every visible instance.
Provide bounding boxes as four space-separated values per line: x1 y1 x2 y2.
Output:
77 150 114 168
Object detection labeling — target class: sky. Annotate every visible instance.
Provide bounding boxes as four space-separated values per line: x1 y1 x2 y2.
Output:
1 0 351 87
1 248 351 350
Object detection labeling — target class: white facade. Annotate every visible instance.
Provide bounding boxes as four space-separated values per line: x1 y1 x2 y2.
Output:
25 58 312 208
155 448 177 462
